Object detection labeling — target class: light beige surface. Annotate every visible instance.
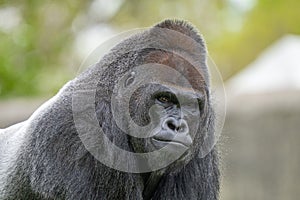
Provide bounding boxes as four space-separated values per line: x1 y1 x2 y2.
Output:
221 91 300 200
0 98 47 129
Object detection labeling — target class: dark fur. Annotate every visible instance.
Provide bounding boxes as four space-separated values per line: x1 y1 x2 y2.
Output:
0 19 220 200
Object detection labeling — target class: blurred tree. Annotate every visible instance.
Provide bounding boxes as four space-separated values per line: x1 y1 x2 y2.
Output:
210 0 300 79
0 0 88 98
110 0 227 36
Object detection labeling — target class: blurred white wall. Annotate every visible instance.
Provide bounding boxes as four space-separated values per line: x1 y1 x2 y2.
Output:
226 34 300 96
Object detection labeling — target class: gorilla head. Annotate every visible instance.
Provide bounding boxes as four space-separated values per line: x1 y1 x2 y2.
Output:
0 19 220 200
124 58 210 170
87 20 215 172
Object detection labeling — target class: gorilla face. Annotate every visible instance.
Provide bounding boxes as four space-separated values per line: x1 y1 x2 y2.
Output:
149 88 196 149
125 52 208 170
133 86 204 158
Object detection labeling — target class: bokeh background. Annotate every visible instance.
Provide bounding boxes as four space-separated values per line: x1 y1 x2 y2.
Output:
0 0 299 199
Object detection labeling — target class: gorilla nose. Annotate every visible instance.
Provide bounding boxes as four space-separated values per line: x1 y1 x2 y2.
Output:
153 117 192 147
163 118 189 134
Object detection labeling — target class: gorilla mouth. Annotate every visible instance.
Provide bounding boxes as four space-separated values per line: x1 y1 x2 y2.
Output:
151 137 191 148
152 131 193 148
151 129 193 149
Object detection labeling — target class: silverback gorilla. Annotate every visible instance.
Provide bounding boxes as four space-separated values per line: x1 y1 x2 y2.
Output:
0 19 220 200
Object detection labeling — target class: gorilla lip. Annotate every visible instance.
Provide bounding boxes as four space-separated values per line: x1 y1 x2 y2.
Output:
151 137 190 148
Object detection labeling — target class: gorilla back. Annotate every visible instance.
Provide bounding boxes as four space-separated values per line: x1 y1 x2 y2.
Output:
0 19 220 200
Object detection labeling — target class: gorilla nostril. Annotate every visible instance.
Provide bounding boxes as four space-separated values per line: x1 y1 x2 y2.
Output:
178 126 185 133
167 121 176 131
163 118 177 131
177 120 188 133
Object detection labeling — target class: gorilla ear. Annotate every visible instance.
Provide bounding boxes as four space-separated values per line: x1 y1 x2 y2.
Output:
154 19 206 48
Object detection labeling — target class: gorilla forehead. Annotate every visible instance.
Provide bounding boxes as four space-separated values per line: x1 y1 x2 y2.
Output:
143 50 207 93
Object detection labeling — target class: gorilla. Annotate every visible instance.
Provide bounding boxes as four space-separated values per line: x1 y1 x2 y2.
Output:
0 19 220 200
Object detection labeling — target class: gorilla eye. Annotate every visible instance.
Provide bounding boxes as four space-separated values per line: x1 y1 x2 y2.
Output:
158 96 170 103
155 92 177 105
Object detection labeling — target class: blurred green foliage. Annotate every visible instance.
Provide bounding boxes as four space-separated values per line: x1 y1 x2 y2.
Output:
0 0 299 98
0 0 88 98
210 0 300 78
